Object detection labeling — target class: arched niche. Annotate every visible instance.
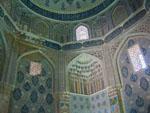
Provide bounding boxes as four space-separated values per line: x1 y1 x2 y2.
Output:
116 34 150 113
32 21 49 38
92 16 110 37
10 51 56 113
67 53 105 95
127 0 144 12
53 24 69 43
112 5 129 26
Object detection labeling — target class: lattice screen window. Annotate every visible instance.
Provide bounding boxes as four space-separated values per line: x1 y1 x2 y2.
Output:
29 61 42 76
76 25 89 41
128 44 147 72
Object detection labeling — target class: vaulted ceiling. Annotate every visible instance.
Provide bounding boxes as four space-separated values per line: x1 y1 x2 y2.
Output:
1 0 145 43
20 0 116 21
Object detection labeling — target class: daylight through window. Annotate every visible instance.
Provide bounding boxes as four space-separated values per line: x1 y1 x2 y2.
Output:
76 25 89 41
128 44 147 72
29 61 42 76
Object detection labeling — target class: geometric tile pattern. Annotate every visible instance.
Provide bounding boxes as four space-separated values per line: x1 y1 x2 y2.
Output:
70 89 111 113
20 0 117 21
10 56 54 113
119 36 150 113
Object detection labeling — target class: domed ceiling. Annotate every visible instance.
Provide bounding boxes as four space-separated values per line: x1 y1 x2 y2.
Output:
68 53 102 77
20 0 117 21
1 0 145 43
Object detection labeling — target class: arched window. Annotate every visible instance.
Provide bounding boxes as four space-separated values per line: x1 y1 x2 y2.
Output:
128 44 147 72
118 35 150 113
76 25 89 41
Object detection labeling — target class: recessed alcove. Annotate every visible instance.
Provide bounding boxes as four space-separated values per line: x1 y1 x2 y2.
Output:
0 0 150 113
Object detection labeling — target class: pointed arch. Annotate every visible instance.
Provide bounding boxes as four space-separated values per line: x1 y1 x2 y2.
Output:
10 50 56 113
113 33 150 113
75 24 90 41
67 53 105 95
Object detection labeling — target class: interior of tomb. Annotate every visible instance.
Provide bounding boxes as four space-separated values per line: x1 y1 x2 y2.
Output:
0 0 150 113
